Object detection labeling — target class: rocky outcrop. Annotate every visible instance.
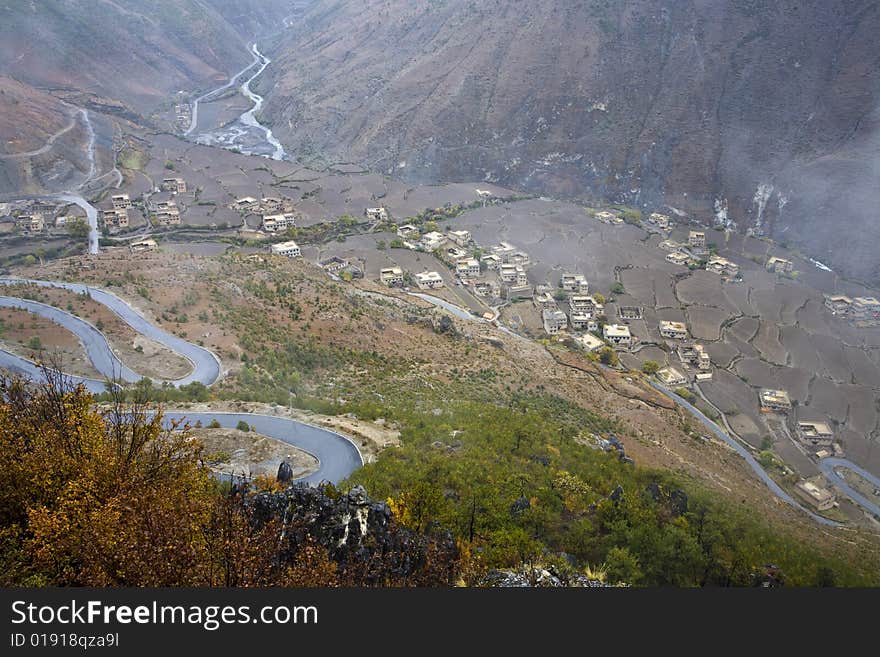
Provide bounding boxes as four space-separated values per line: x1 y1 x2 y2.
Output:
249 483 458 585
481 567 612 588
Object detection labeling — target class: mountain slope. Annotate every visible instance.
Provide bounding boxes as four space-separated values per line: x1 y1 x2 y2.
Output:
265 0 880 283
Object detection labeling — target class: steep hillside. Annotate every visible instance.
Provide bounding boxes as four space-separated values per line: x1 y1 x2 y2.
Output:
0 0 294 113
265 0 880 283
0 0 295 194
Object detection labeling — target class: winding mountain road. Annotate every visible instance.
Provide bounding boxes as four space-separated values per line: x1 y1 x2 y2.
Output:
0 279 362 485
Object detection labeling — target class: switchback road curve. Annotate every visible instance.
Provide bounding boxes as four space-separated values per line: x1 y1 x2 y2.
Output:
0 278 362 485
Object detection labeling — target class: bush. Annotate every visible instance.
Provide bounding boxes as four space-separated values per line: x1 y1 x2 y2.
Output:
236 420 251 432
208 419 221 429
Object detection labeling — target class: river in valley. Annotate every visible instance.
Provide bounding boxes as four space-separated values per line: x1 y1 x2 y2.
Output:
188 43 288 161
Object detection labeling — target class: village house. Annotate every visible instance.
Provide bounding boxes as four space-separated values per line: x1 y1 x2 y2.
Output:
380 267 404 287
533 291 557 310
679 343 711 370
665 252 692 267
415 271 444 290
603 324 632 348
695 371 713 383
104 208 129 229
161 177 187 194
595 210 622 225
233 197 259 212
365 207 389 222
491 241 517 261
481 253 502 270
647 212 671 230
794 477 836 512
262 213 296 232
617 306 643 320
759 388 792 413
447 229 471 247
706 256 739 277
509 251 531 267
419 231 447 251
111 194 131 210
570 312 598 332
576 333 605 353
17 213 44 233
659 239 684 252
129 238 157 253
445 246 469 261
542 309 568 335
320 256 349 274
156 205 180 226
688 231 706 249
766 256 793 274
456 258 481 279
851 297 880 321
659 320 688 340
55 216 69 228
473 280 500 298
269 240 301 258
569 295 602 314
561 273 590 294
397 224 419 240
823 294 853 315
500 263 528 287
657 366 688 387
797 421 834 448
261 197 284 212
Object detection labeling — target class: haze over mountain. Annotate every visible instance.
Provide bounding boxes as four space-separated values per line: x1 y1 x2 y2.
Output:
264 0 880 283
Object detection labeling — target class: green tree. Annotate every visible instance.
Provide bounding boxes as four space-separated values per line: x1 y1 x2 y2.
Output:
610 282 625 295
641 361 660 375
236 420 251 432
603 546 642 585
599 347 618 367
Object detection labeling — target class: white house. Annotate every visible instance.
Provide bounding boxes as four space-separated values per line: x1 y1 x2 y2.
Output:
270 240 301 258
415 271 445 289
603 324 632 347
456 259 481 278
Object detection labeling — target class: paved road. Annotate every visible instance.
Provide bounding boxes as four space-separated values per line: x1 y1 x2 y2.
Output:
0 281 363 485
0 278 220 386
160 411 362 486
0 296 140 383
819 458 880 518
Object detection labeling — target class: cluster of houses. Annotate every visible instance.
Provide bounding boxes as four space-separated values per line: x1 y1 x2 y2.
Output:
6 200 79 236
534 273 608 348
15 212 46 234
382 226 538 300
823 293 880 326
101 193 132 230
230 195 295 216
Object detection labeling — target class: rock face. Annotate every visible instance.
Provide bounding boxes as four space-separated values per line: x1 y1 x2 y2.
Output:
250 483 458 585
266 0 880 283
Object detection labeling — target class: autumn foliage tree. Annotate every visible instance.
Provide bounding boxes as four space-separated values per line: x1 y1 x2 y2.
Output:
0 371 457 587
